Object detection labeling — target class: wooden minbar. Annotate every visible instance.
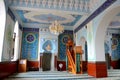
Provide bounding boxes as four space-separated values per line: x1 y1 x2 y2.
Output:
66 39 83 74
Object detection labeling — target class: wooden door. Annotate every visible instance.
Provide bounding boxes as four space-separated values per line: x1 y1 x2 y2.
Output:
42 53 51 71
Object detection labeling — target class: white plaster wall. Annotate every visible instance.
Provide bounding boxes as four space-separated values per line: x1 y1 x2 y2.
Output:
87 21 96 61
12 21 22 61
76 27 87 46
0 0 6 61
18 28 22 59
76 27 87 61
2 14 15 61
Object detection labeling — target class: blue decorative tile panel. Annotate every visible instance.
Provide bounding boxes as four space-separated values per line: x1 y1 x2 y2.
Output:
21 28 39 60
58 30 73 61
40 39 57 54
111 34 120 60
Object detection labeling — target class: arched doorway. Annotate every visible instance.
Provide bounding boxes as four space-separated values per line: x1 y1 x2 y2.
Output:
95 3 120 70
80 36 88 72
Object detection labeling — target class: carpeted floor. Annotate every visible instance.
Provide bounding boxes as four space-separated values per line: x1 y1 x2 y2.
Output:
3 69 120 80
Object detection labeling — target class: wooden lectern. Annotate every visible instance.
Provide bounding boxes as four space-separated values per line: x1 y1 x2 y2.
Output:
18 59 27 72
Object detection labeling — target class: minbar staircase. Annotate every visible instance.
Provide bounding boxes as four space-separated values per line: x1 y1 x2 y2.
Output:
66 40 83 74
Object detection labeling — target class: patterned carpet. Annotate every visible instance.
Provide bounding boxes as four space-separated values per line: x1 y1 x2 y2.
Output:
3 69 120 80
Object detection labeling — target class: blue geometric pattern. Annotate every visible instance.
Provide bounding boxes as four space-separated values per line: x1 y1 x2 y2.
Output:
21 28 39 60
16 10 39 23
40 39 57 54
42 40 53 53
58 30 73 61
26 33 36 43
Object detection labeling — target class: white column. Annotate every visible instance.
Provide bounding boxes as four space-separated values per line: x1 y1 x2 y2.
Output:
51 53 55 71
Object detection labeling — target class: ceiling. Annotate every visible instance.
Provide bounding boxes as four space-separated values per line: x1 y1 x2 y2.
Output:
109 13 120 29
6 0 107 30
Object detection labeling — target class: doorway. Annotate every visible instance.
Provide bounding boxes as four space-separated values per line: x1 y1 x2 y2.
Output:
42 53 51 71
40 53 55 71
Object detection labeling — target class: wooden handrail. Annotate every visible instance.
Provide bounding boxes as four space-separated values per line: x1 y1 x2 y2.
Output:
67 49 76 74
66 39 83 74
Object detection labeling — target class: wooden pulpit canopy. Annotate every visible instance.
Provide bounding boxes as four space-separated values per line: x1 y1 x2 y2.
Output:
66 39 73 47
74 46 83 54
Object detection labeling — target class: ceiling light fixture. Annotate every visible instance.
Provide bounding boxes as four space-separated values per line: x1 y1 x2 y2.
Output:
49 20 64 35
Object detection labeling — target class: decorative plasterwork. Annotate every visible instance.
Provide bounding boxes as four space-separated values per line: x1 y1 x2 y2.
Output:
5 0 106 30
8 0 91 13
14 9 82 28
74 0 117 33
24 11 75 24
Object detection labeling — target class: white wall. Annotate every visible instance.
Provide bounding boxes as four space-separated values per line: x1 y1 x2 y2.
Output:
18 28 22 59
76 27 87 46
12 21 22 61
0 0 6 62
2 14 15 61
76 27 87 61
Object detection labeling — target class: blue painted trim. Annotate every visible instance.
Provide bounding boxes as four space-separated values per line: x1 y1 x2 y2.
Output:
8 7 16 22
108 28 120 30
19 24 23 31
23 27 39 32
63 30 73 34
110 21 120 26
74 0 117 33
